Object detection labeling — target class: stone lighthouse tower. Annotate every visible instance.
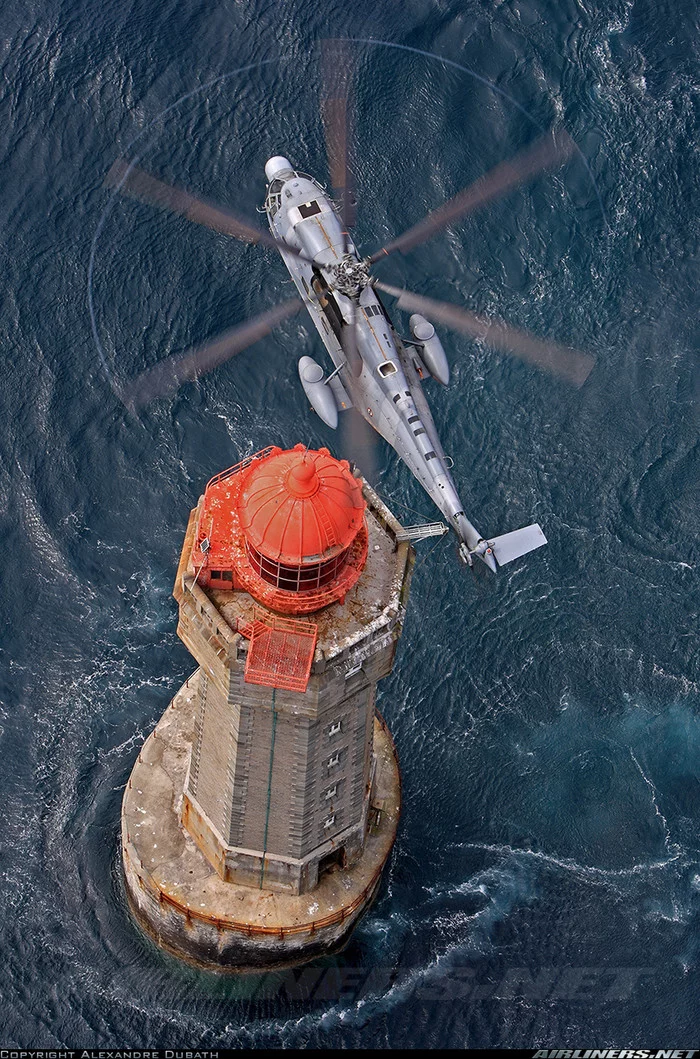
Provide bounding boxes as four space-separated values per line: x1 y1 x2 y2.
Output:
121 444 414 969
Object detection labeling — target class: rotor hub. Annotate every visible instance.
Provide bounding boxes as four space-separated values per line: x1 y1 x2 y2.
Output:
329 255 371 297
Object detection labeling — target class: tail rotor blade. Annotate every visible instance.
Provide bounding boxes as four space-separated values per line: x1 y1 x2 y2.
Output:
105 159 316 264
121 297 305 409
369 129 576 264
375 281 595 387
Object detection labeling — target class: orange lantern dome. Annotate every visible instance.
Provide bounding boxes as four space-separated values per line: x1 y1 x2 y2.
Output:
239 446 365 565
194 445 368 614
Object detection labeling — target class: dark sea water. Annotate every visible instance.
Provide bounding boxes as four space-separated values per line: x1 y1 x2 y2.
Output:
1 0 698 1048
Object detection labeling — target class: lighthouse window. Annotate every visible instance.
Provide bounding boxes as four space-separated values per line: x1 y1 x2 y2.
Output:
377 361 397 378
425 451 437 461
392 394 401 403
413 427 426 437
325 784 338 800
323 814 336 829
328 751 340 768
298 200 322 218
328 720 342 736
246 540 349 591
407 415 419 424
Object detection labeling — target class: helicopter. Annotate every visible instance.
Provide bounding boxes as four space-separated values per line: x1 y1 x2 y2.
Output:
108 40 595 572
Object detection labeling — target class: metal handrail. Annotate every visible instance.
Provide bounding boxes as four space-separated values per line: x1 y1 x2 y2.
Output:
395 522 448 542
205 446 276 491
145 860 384 937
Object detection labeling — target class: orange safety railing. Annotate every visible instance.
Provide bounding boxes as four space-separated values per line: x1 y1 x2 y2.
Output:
239 609 318 692
205 446 276 491
134 858 385 938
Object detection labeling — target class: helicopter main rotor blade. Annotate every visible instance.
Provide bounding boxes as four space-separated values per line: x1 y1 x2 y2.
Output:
374 281 595 387
105 159 315 264
341 302 363 378
320 38 357 238
120 297 305 409
369 130 576 264
342 407 379 485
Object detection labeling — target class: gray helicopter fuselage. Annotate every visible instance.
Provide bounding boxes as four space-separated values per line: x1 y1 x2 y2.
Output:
264 164 483 552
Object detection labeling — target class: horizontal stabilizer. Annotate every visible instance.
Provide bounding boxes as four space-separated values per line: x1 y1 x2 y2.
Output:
488 523 547 566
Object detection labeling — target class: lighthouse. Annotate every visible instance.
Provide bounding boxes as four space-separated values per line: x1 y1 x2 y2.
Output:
121 444 414 969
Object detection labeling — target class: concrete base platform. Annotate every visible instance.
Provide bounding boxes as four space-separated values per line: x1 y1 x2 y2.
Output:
121 671 401 972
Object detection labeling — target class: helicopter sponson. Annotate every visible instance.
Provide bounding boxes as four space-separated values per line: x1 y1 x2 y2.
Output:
298 356 339 429
409 314 449 385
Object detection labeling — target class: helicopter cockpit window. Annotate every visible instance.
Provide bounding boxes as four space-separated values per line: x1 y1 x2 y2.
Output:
298 200 322 219
377 361 397 378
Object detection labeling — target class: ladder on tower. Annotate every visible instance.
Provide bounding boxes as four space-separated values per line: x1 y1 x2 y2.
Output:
315 502 337 548
395 522 449 543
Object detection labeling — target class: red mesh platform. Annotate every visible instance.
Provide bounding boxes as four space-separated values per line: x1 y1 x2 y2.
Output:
242 610 318 693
